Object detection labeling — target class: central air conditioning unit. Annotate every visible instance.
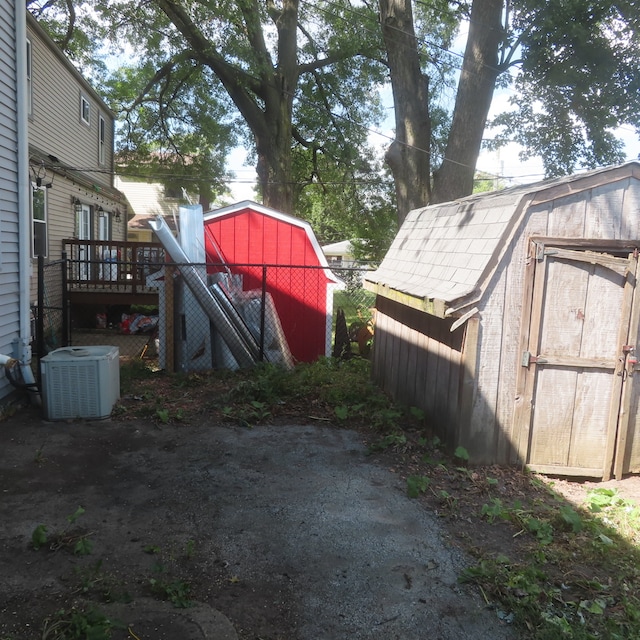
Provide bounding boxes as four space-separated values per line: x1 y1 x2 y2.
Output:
40 346 120 420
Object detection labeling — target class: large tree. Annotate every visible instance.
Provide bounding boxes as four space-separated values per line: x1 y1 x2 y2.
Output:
102 0 384 215
381 0 640 221
30 0 640 228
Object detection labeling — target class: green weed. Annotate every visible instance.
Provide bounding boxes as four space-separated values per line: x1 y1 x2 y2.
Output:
41 606 124 640
149 576 193 608
30 507 93 554
367 432 407 454
406 475 430 498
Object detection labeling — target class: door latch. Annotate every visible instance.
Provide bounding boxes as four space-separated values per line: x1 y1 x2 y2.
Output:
521 351 548 367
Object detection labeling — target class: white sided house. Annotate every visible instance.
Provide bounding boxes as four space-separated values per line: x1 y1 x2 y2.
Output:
0 3 34 401
26 12 126 301
366 161 640 480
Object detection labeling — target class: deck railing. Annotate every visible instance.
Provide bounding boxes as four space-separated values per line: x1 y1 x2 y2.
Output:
63 239 165 295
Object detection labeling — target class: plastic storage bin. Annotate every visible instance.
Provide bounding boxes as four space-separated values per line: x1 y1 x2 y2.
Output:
40 346 120 420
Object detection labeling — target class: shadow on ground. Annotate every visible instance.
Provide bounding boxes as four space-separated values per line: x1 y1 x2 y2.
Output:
0 405 514 639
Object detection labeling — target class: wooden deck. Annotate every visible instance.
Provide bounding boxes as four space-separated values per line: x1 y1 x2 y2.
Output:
63 239 164 305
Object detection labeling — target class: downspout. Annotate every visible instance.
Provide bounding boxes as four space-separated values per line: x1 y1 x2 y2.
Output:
11 5 40 403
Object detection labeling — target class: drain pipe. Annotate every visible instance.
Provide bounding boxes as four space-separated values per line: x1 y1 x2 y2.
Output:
9 6 41 405
0 354 39 397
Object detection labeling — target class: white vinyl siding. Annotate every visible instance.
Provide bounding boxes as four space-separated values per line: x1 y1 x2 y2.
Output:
26 17 115 193
0 0 23 400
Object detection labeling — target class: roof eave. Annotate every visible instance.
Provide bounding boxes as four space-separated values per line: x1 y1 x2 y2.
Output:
363 281 449 318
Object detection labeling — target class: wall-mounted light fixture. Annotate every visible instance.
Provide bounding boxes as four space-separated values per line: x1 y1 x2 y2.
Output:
72 197 83 217
113 208 122 224
97 205 105 216
30 160 54 189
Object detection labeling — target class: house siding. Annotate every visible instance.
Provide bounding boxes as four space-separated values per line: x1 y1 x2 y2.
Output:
27 17 114 190
0 0 22 399
26 13 126 304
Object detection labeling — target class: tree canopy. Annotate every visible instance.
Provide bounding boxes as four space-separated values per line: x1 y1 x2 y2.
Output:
28 0 640 240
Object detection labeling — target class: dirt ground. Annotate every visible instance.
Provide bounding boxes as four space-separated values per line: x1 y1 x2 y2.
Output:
1 369 640 640
0 403 517 640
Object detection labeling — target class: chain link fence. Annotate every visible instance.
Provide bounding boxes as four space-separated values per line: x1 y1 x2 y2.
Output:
64 259 377 370
35 255 69 358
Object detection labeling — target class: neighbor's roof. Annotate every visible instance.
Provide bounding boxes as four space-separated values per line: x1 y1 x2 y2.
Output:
115 176 180 230
321 240 355 256
366 161 640 314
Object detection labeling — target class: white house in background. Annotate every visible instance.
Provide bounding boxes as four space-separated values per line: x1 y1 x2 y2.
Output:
0 2 32 402
114 176 182 242
321 239 357 267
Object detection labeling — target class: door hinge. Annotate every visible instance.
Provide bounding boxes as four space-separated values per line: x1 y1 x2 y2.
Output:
521 351 548 367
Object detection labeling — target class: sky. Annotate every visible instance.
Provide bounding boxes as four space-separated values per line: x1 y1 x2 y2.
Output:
227 99 640 203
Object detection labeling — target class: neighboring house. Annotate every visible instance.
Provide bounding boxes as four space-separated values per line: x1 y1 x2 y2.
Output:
26 12 126 303
0 2 32 402
114 176 180 242
321 240 357 267
366 161 640 480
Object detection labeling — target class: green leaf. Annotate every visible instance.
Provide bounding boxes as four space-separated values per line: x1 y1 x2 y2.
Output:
559 505 584 533
334 405 349 420
74 538 94 556
597 533 614 546
580 599 606 615
454 446 469 462
406 475 430 498
67 506 85 524
31 524 48 550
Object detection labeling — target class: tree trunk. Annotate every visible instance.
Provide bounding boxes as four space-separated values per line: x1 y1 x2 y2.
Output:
255 0 298 213
431 0 504 204
379 0 431 226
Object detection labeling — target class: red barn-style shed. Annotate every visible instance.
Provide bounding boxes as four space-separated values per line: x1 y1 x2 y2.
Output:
203 201 341 363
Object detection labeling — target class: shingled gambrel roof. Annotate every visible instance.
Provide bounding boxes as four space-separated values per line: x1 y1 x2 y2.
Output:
365 162 640 317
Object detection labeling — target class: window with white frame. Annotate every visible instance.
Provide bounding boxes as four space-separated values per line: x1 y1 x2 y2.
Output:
98 207 110 240
31 184 47 257
26 38 32 117
99 115 106 164
80 94 90 126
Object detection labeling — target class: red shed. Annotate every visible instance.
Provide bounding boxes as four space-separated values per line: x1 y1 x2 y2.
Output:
203 201 341 363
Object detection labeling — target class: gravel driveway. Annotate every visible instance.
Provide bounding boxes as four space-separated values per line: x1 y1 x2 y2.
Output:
0 408 514 639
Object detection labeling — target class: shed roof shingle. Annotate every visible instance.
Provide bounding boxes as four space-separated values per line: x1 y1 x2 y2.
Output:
366 162 640 308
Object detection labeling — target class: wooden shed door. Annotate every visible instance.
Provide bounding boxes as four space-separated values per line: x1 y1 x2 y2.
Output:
517 244 640 479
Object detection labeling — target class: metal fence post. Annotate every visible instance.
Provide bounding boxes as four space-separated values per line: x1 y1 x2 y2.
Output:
37 255 45 361
61 251 70 346
259 265 267 361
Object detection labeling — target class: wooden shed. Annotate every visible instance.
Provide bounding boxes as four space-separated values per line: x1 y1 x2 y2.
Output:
203 201 341 363
365 162 640 479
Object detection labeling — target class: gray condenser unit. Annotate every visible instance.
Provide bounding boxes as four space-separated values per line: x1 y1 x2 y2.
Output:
40 346 120 420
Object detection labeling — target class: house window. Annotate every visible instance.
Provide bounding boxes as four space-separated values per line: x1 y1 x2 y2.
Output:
98 115 106 164
31 184 47 257
98 207 110 241
164 185 182 199
26 38 32 117
80 94 90 126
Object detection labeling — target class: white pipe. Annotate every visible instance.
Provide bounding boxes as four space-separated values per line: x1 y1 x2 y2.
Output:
14 7 40 404
17 6 31 350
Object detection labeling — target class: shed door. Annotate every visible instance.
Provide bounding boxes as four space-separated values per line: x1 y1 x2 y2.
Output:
517 244 640 479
